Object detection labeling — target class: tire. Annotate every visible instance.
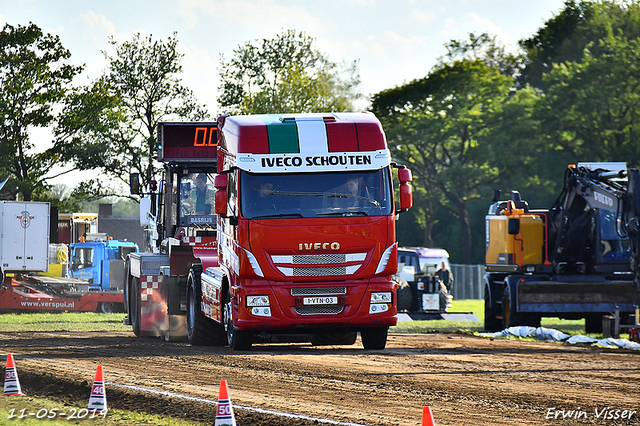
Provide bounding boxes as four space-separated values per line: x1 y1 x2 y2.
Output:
131 277 141 337
224 290 252 350
484 283 502 332
311 332 358 346
97 302 115 314
123 260 131 317
502 282 540 329
360 326 388 350
585 314 603 334
186 269 225 346
393 275 413 312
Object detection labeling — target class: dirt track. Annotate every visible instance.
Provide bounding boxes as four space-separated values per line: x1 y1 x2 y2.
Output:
1 331 639 426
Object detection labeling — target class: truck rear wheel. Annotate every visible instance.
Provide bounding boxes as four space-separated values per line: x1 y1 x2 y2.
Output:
186 271 224 346
130 277 141 337
484 284 502 332
360 326 388 349
97 302 116 314
585 314 604 334
224 291 252 351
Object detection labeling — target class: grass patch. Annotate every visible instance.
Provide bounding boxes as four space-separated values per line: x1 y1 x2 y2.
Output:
390 299 615 338
0 303 625 338
0 312 129 333
0 396 208 425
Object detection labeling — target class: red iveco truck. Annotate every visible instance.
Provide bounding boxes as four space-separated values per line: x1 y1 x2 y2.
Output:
124 113 412 350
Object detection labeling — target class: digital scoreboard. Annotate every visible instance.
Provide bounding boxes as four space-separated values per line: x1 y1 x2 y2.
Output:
158 122 218 161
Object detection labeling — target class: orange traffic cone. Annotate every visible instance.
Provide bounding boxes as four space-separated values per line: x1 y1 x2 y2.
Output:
214 380 237 426
87 365 107 413
422 406 436 426
3 354 25 396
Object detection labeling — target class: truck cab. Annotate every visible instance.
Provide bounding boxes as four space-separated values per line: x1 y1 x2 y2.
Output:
207 113 413 349
70 235 138 291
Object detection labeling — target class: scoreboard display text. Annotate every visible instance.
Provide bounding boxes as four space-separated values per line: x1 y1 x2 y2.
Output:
158 122 218 161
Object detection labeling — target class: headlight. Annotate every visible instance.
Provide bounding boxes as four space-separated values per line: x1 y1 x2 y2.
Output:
370 292 392 304
246 295 270 307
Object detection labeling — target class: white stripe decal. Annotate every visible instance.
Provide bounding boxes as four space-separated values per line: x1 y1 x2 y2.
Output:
296 119 328 154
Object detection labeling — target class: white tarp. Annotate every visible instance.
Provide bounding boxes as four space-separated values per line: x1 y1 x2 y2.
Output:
477 326 640 351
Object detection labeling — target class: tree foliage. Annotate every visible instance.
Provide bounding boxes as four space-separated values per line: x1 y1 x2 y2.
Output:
539 34 640 165
373 58 514 263
518 0 640 91
0 22 83 200
218 30 362 114
85 32 209 196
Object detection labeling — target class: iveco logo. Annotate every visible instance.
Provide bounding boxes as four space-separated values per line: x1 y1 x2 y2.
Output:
298 242 341 251
594 192 614 207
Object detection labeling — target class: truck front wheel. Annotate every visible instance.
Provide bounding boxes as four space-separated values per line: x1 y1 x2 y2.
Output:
484 284 502 332
360 326 388 350
224 291 252 351
502 284 540 329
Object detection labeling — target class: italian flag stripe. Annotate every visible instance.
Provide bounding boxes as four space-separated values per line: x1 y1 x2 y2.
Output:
265 118 299 153
296 119 329 154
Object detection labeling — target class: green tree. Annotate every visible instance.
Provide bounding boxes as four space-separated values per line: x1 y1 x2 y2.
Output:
441 32 523 78
518 0 640 91
218 30 362 114
84 32 209 197
0 22 83 201
373 60 514 264
538 34 640 166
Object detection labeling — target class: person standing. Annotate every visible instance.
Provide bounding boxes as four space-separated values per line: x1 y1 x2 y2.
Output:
436 262 454 292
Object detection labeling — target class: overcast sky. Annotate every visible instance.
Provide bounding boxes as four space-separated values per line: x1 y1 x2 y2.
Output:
1 0 567 185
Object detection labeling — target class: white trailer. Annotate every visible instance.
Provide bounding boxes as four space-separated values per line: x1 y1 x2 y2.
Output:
0 201 50 273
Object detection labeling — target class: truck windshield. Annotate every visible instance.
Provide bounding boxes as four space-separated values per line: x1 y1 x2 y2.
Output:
71 247 93 270
240 169 393 219
178 172 216 226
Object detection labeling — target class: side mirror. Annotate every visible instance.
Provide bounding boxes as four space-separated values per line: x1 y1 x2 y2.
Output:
129 173 141 195
214 173 229 216
215 190 228 216
397 168 412 183
214 174 228 189
508 218 520 235
399 182 413 212
139 196 151 226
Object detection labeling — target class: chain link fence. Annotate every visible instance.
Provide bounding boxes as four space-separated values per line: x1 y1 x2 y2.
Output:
450 264 485 300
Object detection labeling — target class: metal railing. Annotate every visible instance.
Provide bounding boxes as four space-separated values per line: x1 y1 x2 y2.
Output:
450 264 484 300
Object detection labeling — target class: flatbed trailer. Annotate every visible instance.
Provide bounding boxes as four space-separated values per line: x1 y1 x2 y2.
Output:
0 275 123 313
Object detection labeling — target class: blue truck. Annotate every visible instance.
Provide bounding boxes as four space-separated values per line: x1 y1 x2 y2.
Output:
68 234 138 312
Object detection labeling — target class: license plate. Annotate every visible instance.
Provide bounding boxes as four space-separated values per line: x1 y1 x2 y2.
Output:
303 296 338 305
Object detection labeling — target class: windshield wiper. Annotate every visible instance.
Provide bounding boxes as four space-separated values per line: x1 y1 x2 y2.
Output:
317 211 368 217
251 213 304 219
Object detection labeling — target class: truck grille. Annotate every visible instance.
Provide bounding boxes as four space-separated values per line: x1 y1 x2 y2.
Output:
295 305 345 315
271 253 366 277
291 287 347 296
272 253 365 264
